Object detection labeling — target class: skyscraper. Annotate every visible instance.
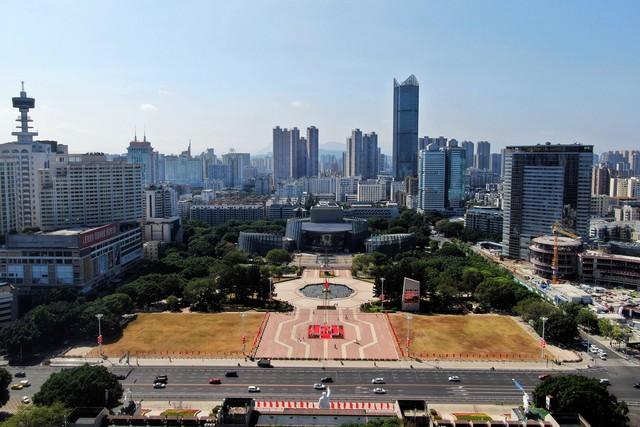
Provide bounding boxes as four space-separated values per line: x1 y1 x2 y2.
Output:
591 163 611 196
475 141 491 170
272 126 291 183
345 129 363 177
362 132 379 179
126 132 159 186
392 75 419 180
502 143 593 259
461 141 474 169
417 145 466 214
222 152 251 188
288 127 301 178
490 153 502 176
306 126 319 177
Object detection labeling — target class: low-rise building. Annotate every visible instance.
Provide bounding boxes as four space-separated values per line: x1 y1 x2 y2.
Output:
143 217 181 243
580 250 640 290
238 232 290 256
464 207 503 235
365 233 416 255
344 203 400 220
529 235 582 280
0 222 142 294
190 204 265 226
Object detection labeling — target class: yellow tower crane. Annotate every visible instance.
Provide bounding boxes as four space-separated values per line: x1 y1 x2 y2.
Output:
551 221 580 284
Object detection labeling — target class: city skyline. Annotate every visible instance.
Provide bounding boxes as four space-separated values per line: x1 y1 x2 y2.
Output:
1 1 638 155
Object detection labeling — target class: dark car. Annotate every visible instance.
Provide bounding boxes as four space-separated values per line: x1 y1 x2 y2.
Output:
115 374 127 380
14 372 26 378
257 359 272 368
225 371 239 377
154 375 168 383
634 383 640 389
320 376 333 383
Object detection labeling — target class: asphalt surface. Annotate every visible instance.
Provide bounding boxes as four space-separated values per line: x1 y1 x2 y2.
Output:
3 364 639 422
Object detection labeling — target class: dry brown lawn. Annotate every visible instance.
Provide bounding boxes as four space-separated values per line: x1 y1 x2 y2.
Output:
95 312 265 357
389 314 545 360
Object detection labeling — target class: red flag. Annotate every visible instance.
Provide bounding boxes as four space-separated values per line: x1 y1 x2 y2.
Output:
324 278 330 290
97 335 103 345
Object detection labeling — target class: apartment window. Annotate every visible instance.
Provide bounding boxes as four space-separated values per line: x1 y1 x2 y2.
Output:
32 265 49 285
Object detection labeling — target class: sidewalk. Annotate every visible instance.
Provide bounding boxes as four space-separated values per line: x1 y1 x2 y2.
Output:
49 355 588 371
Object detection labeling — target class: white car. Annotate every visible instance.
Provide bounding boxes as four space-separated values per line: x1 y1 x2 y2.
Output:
21 396 31 404
247 386 261 393
373 387 386 394
371 378 385 384
153 382 166 389
313 383 326 390
599 378 610 385
590 347 600 354
448 375 461 382
19 380 30 387
599 353 608 360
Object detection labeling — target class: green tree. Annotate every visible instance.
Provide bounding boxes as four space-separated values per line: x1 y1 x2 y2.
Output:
165 295 181 312
513 298 558 322
461 267 485 294
536 312 577 343
532 374 629 426
0 402 69 427
183 278 221 312
265 248 292 265
576 307 599 333
34 365 123 409
0 367 10 406
474 277 517 311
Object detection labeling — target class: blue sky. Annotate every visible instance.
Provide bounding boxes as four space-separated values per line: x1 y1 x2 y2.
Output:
1 0 638 155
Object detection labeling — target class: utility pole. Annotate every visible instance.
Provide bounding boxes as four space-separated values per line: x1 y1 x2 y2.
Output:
240 313 247 355
380 277 385 311
96 313 104 357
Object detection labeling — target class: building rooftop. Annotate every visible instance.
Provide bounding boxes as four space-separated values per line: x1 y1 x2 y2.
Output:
532 235 582 246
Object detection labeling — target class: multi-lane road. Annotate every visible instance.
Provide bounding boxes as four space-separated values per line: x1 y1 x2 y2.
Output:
4 364 639 412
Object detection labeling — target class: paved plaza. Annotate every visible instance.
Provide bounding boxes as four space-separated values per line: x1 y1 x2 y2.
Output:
255 308 400 360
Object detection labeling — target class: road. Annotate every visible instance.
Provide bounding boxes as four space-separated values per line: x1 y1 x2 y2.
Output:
3 364 639 421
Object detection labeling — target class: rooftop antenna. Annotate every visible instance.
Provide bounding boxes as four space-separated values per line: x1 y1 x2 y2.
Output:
143 125 147 142
134 125 138 142
21 81 25 92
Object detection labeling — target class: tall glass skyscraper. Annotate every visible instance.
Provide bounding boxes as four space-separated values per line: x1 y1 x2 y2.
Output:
392 75 419 180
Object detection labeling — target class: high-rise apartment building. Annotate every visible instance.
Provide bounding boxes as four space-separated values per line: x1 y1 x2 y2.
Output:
490 153 502 176
362 132 379 179
502 143 593 259
306 126 319 177
461 141 474 169
38 153 143 231
164 143 203 187
272 126 291 183
0 159 18 235
475 141 491 170
126 133 159 186
446 147 466 214
392 75 419 180
345 129 363 177
592 164 611 196
222 152 251 188
145 184 178 219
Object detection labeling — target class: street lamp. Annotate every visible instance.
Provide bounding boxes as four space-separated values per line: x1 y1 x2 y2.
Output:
405 315 413 357
380 277 385 311
96 313 104 357
240 313 247 355
540 316 548 360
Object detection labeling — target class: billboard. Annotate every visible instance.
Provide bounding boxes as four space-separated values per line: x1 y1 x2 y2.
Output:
402 277 420 312
79 223 118 248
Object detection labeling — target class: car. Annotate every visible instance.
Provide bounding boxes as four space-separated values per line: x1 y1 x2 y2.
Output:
153 382 166 389
599 378 610 385
590 347 600 354
371 378 385 384
19 380 30 387
313 383 326 390
154 375 168 383
599 354 608 360
225 371 239 377
373 387 387 394
448 376 461 382
538 374 551 380
10 384 23 390
320 376 333 383
209 378 222 384
247 386 261 393
14 372 26 378
257 359 272 368
633 382 640 389
21 396 31 404
115 374 127 380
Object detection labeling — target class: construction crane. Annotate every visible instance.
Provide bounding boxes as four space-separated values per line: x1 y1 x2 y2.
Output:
551 221 580 284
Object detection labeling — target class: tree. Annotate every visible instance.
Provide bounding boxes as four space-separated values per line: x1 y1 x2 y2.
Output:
536 312 577 344
474 278 517 311
183 278 221 311
513 298 557 323
34 364 123 409
461 267 485 294
576 307 599 333
0 402 69 427
265 249 292 265
0 367 10 406
165 295 181 312
533 374 629 426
